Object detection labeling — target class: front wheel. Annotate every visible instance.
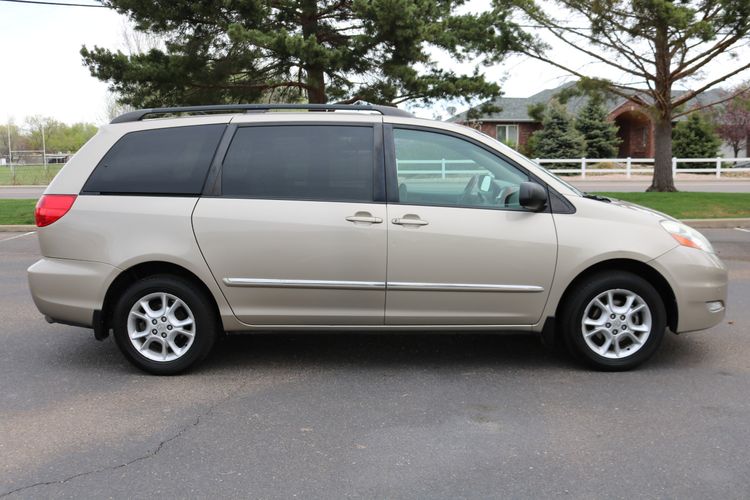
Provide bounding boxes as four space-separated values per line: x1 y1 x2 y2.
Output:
561 271 667 371
112 275 219 375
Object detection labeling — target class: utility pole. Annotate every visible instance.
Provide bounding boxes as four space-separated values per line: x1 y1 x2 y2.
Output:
6 121 13 183
41 123 47 174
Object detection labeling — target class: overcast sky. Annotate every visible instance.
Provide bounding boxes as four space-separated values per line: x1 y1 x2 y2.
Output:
1 0 748 127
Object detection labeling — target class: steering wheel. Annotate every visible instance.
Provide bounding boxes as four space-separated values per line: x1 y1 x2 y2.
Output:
496 185 520 207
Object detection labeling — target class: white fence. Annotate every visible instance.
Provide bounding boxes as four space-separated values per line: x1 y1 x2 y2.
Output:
397 157 750 179
536 157 750 179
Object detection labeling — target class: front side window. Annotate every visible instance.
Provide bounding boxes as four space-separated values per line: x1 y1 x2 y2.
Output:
394 128 528 209
222 125 374 202
83 124 225 195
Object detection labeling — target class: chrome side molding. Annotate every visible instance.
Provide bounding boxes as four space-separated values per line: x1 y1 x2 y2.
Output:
223 278 544 293
387 282 544 293
223 278 386 290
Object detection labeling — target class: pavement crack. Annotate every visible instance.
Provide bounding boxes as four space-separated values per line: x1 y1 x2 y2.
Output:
0 380 249 498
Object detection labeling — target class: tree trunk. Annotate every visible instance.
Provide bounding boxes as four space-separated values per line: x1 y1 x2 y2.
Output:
300 0 327 104
648 117 677 192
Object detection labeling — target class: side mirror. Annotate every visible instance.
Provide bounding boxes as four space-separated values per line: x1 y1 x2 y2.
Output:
519 182 548 212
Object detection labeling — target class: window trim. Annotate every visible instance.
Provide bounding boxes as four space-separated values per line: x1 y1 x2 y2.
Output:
385 124 552 213
210 121 386 204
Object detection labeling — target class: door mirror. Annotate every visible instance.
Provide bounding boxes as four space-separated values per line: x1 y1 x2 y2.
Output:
519 182 548 212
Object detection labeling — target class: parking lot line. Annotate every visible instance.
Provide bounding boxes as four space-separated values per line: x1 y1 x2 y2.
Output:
735 227 750 233
0 231 35 242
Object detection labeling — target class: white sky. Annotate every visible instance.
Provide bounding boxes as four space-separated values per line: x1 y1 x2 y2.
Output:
1 0 748 126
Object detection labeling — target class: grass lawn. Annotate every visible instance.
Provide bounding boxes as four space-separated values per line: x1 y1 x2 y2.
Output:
0 165 63 185
0 199 36 225
596 192 750 219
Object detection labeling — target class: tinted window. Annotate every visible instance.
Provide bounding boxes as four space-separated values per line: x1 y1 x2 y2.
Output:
83 124 225 194
222 125 374 202
394 128 528 209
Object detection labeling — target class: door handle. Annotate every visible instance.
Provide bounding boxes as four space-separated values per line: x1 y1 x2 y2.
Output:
346 212 383 224
392 216 429 226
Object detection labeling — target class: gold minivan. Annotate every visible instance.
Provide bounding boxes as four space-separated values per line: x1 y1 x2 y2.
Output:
28 104 727 374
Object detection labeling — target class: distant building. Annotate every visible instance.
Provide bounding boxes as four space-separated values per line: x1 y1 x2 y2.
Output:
449 82 723 158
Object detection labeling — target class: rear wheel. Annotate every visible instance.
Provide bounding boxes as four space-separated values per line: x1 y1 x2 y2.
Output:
112 275 219 375
561 271 666 371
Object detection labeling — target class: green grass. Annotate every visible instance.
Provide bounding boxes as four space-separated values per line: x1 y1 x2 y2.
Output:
1 192 748 225
0 165 63 185
596 192 750 219
0 199 36 225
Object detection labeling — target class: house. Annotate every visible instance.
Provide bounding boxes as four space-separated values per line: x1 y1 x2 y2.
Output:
449 82 722 158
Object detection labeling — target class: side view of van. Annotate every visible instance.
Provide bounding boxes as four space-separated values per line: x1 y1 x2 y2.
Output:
28 104 728 374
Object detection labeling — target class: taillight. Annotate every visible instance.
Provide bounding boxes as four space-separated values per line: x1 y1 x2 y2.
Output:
35 194 77 227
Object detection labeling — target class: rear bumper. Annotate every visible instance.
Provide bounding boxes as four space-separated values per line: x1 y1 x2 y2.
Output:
651 246 728 333
27 258 118 328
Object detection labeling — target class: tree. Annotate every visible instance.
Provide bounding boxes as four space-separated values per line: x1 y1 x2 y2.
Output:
25 117 98 153
530 99 585 164
575 99 621 158
511 0 750 191
672 113 721 166
711 87 750 157
81 0 529 108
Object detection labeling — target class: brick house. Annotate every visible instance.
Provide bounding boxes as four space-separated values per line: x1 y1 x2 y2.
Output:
449 82 721 158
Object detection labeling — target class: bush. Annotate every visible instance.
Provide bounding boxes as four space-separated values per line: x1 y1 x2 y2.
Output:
529 100 585 168
672 113 721 169
575 100 621 158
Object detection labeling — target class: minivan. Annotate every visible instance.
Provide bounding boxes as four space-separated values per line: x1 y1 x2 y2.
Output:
28 104 728 374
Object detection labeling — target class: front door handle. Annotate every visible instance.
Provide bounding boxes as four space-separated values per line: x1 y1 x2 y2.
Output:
346 212 383 224
392 215 429 226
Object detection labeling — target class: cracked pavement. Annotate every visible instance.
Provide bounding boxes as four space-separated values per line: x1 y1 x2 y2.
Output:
1 229 749 499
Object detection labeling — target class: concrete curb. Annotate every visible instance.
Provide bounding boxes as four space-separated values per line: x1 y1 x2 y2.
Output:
0 225 36 232
681 218 750 228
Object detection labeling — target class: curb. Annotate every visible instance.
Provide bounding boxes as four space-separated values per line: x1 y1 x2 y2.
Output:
681 218 750 228
0 225 36 232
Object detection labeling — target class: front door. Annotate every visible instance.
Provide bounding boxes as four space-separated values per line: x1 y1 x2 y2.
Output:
384 126 558 325
193 123 387 325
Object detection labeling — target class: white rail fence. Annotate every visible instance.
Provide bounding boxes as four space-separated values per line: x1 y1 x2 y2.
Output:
397 157 750 179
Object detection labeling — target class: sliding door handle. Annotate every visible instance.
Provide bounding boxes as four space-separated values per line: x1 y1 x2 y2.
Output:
392 216 429 226
346 212 383 224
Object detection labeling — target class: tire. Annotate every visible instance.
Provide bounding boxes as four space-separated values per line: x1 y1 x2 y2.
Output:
112 275 219 375
560 271 666 371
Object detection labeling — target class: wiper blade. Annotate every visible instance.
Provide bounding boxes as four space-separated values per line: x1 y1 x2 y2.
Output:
582 193 611 202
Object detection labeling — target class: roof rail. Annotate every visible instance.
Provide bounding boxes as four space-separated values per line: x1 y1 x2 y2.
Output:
110 103 413 124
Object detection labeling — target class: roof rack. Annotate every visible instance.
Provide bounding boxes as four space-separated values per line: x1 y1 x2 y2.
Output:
110 103 413 124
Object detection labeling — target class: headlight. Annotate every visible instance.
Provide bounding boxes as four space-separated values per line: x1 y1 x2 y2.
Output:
660 220 714 253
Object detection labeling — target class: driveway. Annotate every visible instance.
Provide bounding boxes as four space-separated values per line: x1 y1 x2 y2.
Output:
1 229 749 498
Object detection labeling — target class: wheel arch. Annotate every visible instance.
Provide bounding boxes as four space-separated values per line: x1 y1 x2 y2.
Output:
555 258 678 334
100 261 222 338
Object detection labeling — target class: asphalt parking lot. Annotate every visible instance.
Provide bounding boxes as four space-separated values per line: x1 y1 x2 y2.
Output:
1 229 749 499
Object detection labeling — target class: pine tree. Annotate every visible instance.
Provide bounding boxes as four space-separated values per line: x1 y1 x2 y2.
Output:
81 0 528 108
530 100 585 167
575 99 620 158
672 113 721 168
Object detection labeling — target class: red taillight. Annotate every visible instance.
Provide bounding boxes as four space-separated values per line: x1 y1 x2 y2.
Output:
35 194 77 227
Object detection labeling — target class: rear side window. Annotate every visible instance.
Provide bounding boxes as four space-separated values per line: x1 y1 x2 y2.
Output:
83 124 225 195
222 125 374 202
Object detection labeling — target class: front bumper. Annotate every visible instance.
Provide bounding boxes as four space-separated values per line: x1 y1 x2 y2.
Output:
651 246 728 333
27 258 118 328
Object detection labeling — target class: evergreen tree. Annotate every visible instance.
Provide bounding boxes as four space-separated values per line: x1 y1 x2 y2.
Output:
575 99 620 158
530 100 585 167
81 0 528 108
672 113 721 168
